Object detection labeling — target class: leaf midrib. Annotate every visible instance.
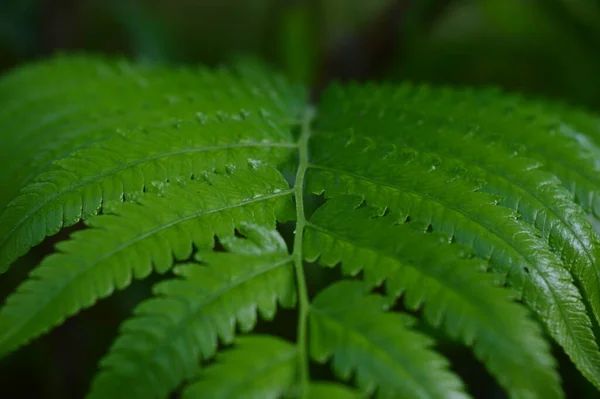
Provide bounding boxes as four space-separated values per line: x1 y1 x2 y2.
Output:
290 107 314 398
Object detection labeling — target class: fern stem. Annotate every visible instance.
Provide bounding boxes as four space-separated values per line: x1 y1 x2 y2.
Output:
292 106 315 398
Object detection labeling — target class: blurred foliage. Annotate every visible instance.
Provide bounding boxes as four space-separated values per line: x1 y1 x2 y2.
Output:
396 0 600 109
1 0 600 397
2 0 599 108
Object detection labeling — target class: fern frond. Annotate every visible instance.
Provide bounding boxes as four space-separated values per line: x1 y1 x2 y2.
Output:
309 280 469 399
0 55 302 203
305 196 561 398
0 116 296 272
314 98 600 335
0 165 292 357
4 56 600 398
88 224 295 399
182 335 297 399
324 83 600 217
307 132 600 388
0 55 304 271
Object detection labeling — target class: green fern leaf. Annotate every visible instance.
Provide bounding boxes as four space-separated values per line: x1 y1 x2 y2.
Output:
326 84 600 217
309 280 469 399
182 335 297 399
316 93 600 341
308 117 600 388
0 117 296 272
305 196 561 398
88 224 295 399
0 55 303 271
0 55 303 199
0 165 292 356
3 56 600 399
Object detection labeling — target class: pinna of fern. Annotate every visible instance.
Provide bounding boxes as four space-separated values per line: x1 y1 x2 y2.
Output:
1 56 600 398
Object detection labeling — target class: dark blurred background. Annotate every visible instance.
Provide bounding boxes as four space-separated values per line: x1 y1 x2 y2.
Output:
1 0 600 398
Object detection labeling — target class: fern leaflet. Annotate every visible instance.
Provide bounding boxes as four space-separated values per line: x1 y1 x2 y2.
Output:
0 56 303 271
309 280 469 399
88 224 296 399
0 165 292 357
182 335 297 399
317 95 600 330
308 120 600 388
305 196 561 398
